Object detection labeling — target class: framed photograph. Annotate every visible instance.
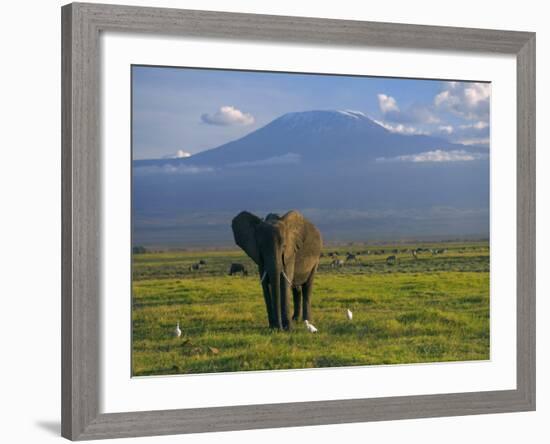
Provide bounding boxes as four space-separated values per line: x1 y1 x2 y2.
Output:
61 2 535 440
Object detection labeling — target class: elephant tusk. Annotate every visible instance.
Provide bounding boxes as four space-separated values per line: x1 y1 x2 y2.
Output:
281 270 293 286
260 270 292 286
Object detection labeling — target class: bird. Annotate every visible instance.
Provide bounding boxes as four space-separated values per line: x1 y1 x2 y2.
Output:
304 320 318 333
346 308 353 321
174 322 182 338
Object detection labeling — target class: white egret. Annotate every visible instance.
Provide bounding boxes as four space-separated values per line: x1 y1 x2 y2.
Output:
174 322 182 338
346 309 353 321
304 320 318 333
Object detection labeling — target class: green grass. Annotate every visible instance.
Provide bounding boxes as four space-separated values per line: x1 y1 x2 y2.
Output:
132 242 490 376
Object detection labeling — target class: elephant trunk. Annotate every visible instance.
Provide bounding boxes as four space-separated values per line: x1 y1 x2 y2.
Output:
281 271 292 331
267 260 283 330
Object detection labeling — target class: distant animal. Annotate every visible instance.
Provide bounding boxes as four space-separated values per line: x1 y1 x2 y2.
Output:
228 263 248 276
188 262 202 271
199 259 207 265
305 320 318 333
345 253 357 262
174 322 182 338
320 252 325 258
386 255 397 265
232 210 322 331
331 259 345 268
346 309 353 321
412 249 418 259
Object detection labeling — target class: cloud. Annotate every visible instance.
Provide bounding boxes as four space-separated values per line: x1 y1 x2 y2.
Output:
405 106 440 124
201 106 255 126
438 125 454 135
228 153 301 168
460 121 489 130
374 120 427 135
453 137 490 146
434 90 456 107
434 82 490 120
377 94 399 113
377 149 487 163
464 85 490 107
375 110 489 148
377 93 439 124
163 149 191 159
450 120 490 147
134 163 215 175
134 153 300 175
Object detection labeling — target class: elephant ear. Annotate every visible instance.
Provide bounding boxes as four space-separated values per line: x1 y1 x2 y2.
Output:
281 210 305 259
231 211 262 264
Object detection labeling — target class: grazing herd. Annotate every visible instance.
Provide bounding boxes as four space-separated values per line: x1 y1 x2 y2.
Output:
188 261 251 275
323 247 448 268
187 247 448 275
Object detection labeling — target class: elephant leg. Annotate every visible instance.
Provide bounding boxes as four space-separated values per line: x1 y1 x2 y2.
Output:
271 279 282 330
302 270 316 322
280 276 292 331
292 286 302 321
261 278 275 328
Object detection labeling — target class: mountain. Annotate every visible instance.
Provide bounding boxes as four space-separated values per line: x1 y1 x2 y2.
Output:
132 110 489 247
135 110 484 169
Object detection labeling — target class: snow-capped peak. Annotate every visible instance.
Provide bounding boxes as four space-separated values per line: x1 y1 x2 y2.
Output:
337 110 369 119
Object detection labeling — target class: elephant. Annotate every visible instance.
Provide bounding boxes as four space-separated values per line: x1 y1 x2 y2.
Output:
231 210 323 330
229 263 248 276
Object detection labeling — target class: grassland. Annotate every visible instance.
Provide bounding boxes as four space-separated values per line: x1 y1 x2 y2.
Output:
132 242 489 376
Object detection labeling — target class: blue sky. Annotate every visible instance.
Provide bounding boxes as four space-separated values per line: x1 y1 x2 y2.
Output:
132 66 490 160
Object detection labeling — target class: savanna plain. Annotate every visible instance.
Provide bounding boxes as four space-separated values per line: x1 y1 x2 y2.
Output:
132 241 489 376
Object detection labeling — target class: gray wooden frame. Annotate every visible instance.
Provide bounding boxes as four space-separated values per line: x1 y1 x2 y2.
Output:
61 2 536 440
